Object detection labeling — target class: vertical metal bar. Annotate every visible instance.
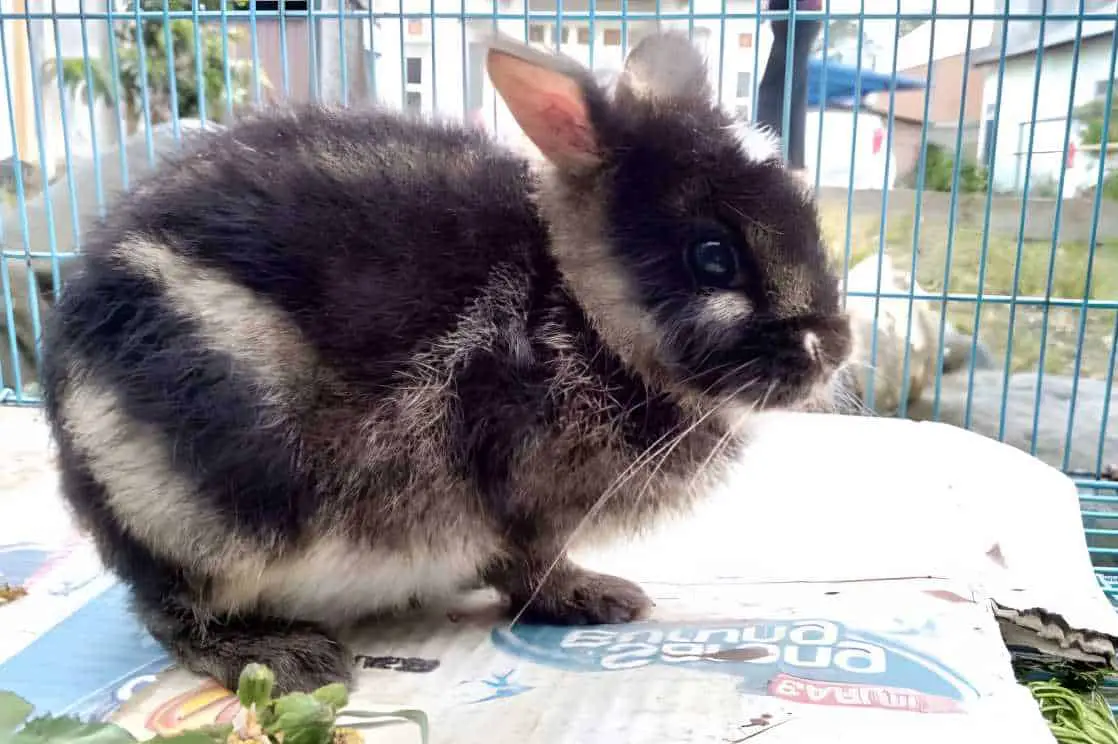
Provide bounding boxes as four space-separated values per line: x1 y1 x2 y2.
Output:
23 5 64 300
620 0 628 58
811 7 829 196
897 0 938 420
400 0 407 117
131 0 157 164
1073 21 1118 473
105 0 131 192
716 0 727 108
462 0 469 121
839 0 866 311
279 0 291 97
428 0 435 113
997 1 1049 442
77 0 106 217
162 0 182 141
308 0 320 101
251 0 263 102
587 0 595 70
0 15 26 397
963 0 1013 430
340 0 349 105
191 0 209 124
865 1 904 414
367 0 378 103
750 0 759 118
929 0 977 422
1028 0 1085 458
48 0 83 290
778 0 794 164
488 0 495 134
221 0 236 119
0 257 17 397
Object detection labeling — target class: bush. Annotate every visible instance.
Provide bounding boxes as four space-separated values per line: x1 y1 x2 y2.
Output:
1105 171 1118 201
918 142 989 194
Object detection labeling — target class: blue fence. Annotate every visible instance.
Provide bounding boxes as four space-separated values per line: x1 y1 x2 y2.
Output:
1 3 1117 584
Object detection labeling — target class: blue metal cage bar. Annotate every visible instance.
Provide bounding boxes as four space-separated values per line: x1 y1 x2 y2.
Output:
1 0 1118 697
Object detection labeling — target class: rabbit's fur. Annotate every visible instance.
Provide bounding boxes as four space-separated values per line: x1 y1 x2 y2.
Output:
40 32 851 692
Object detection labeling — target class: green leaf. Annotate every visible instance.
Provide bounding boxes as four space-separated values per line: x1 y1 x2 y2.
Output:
11 715 137 744
264 693 334 744
0 692 33 735
343 709 430 744
236 663 275 710
310 684 347 712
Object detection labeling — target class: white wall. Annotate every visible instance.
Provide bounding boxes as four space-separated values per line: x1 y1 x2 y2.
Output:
367 0 773 147
979 33 1117 197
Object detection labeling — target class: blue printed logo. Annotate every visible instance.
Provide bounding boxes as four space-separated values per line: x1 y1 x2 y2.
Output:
491 619 978 713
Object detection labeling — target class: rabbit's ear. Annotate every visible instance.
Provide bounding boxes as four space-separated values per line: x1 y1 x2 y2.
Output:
486 35 604 172
617 31 713 105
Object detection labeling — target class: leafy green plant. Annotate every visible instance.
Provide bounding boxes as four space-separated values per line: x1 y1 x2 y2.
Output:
43 0 263 134
1029 679 1118 744
1102 171 1118 202
0 664 429 744
919 142 988 194
1076 97 1118 150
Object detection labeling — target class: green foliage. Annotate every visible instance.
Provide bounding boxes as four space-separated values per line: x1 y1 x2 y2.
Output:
1104 171 1118 202
1076 97 1118 148
1029 679 1118 744
918 142 988 194
0 663 429 744
44 0 262 131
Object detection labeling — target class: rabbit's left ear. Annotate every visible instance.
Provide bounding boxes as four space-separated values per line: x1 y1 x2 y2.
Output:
616 31 713 105
486 33 606 172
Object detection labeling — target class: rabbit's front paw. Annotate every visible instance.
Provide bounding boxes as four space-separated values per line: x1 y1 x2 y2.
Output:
509 564 654 625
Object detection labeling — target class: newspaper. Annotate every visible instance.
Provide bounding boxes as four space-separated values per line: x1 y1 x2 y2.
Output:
2 408 1115 743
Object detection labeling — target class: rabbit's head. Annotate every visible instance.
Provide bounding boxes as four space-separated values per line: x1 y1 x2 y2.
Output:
488 32 851 412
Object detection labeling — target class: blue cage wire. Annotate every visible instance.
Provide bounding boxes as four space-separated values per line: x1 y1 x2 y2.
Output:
0 0 1117 687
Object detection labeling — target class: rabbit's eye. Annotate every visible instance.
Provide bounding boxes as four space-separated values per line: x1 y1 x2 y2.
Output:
687 240 740 289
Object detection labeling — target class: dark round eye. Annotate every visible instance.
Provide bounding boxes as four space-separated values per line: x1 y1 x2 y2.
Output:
687 239 740 288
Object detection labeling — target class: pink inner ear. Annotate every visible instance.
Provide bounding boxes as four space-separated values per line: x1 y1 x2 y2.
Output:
488 51 600 167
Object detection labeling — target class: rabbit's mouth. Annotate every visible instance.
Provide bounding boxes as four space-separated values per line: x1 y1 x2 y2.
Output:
663 313 853 413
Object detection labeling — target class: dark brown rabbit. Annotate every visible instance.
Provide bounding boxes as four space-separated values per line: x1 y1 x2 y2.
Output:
39 32 851 693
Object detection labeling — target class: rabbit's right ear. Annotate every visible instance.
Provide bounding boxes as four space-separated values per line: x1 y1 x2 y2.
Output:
486 34 604 172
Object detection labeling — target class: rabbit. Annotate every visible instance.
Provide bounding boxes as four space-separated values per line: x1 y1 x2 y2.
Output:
39 31 852 694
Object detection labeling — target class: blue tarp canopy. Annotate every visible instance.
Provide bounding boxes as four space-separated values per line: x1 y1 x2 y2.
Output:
807 57 926 107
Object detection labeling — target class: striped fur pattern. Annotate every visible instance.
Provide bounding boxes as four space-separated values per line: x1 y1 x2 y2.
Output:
39 32 850 692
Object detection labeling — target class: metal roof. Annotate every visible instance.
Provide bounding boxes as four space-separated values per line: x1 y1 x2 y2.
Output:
972 0 1117 66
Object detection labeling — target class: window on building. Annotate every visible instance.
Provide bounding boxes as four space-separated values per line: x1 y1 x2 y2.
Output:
407 19 423 36
739 32 753 49
254 1 309 11
559 26 570 43
528 24 546 43
736 71 752 99
576 26 591 44
405 91 422 114
1096 78 1116 99
735 103 751 120
603 28 622 46
406 57 422 85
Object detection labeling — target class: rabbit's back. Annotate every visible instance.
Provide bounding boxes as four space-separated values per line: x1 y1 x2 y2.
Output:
41 106 548 623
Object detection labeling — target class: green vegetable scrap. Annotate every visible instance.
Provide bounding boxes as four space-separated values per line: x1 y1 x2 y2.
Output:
1029 679 1118 744
0 664 429 744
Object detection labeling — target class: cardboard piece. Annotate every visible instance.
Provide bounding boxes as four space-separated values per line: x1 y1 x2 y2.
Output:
1 408 1115 742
